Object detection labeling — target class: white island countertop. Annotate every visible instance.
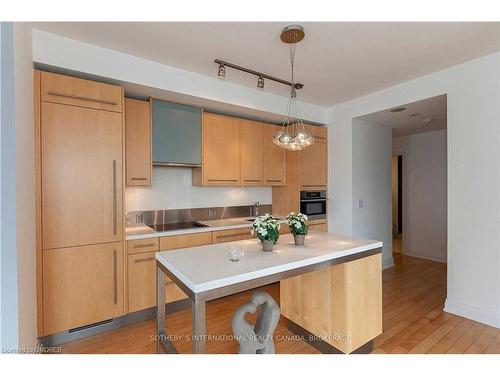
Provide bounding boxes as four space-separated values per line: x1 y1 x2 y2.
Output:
156 232 382 294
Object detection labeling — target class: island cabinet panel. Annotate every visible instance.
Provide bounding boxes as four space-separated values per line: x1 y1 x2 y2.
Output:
300 125 328 191
211 228 254 244
41 101 123 249
240 119 263 186
193 113 241 186
280 253 382 353
41 71 123 113
125 98 151 186
262 124 286 186
43 242 124 336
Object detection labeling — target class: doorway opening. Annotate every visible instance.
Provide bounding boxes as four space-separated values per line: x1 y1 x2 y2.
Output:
392 155 403 258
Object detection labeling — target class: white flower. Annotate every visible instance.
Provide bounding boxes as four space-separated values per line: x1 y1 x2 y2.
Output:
295 222 302 229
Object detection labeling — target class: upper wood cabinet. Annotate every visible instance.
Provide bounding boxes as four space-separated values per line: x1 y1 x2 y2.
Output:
262 124 286 186
240 119 263 186
41 71 123 113
41 101 123 249
300 125 328 191
125 98 151 186
43 242 124 335
193 113 241 186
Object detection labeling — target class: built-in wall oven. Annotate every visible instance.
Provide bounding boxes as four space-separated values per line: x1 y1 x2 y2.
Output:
300 191 327 220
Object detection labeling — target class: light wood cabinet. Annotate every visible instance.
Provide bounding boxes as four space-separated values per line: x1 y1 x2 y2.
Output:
127 237 159 255
212 228 254 244
309 219 328 232
159 232 212 250
128 251 157 313
41 101 123 250
43 242 124 335
280 253 382 353
300 125 328 191
240 119 263 185
262 124 286 186
41 71 123 113
125 98 151 186
193 113 241 186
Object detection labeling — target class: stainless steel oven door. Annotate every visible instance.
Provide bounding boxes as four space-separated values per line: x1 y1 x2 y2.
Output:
300 199 326 219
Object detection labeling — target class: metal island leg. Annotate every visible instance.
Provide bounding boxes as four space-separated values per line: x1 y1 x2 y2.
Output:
192 296 206 354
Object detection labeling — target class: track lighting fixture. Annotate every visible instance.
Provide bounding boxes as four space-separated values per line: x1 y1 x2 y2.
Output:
218 63 225 79
257 76 265 89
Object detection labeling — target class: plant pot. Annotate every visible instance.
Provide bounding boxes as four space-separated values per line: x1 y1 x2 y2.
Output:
294 234 305 246
261 240 274 252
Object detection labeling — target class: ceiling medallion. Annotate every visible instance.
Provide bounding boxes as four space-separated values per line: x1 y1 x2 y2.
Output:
273 24 313 151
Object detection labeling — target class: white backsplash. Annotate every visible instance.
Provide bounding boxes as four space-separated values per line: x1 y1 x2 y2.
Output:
125 167 272 212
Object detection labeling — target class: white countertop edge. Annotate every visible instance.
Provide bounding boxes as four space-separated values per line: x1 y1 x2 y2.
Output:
156 240 383 294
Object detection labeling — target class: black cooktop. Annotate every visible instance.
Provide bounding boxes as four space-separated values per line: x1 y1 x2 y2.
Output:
147 221 208 232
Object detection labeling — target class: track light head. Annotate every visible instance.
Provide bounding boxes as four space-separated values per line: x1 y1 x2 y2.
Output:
257 76 264 89
218 64 225 79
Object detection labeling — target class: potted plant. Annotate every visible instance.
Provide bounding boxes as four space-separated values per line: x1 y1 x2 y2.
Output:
286 212 309 246
251 214 280 252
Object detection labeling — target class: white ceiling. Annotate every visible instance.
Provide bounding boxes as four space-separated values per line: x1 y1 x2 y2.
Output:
358 94 447 137
32 22 500 107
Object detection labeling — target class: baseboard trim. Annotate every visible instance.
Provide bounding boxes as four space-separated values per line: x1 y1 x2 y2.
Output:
404 251 447 263
444 298 500 328
382 256 394 270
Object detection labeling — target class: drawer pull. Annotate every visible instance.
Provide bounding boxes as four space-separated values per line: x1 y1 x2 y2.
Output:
133 243 156 249
134 257 155 263
47 91 118 106
208 179 239 182
266 179 283 183
243 179 262 182
302 184 327 187
130 177 148 181
112 160 117 235
216 233 252 239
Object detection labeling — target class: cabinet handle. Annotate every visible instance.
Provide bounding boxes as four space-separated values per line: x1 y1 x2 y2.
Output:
243 179 262 183
112 249 117 305
302 184 327 187
112 160 117 235
130 177 148 181
133 243 156 249
134 257 155 263
207 179 239 182
47 91 118 106
266 179 282 183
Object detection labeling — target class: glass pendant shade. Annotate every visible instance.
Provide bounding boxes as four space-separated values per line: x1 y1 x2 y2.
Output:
273 29 314 151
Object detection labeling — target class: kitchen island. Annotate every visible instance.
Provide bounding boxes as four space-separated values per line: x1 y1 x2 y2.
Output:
156 231 382 354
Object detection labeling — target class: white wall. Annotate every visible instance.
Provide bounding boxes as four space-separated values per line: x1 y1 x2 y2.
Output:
13 23 37 351
126 167 271 212
1 22 20 351
393 130 447 263
352 119 393 269
328 52 500 328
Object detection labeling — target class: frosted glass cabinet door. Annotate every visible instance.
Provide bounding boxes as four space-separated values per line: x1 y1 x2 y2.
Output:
152 99 202 166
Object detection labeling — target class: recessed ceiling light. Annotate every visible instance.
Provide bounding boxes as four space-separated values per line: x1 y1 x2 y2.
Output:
408 112 420 117
421 118 434 124
390 107 407 113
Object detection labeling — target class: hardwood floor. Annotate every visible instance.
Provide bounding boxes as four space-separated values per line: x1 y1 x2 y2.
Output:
59 255 500 354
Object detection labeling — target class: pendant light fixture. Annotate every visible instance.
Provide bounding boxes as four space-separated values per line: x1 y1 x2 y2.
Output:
273 24 313 151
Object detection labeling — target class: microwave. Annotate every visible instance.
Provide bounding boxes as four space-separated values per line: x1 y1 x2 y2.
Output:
300 191 327 219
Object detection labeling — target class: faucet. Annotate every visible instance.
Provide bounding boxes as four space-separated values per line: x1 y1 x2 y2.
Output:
254 201 260 217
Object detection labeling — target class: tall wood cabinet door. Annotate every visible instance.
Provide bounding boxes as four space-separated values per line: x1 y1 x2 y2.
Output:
41 102 123 249
43 242 124 335
125 98 151 186
128 252 156 313
202 113 241 186
262 124 286 185
300 140 327 191
240 120 263 185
